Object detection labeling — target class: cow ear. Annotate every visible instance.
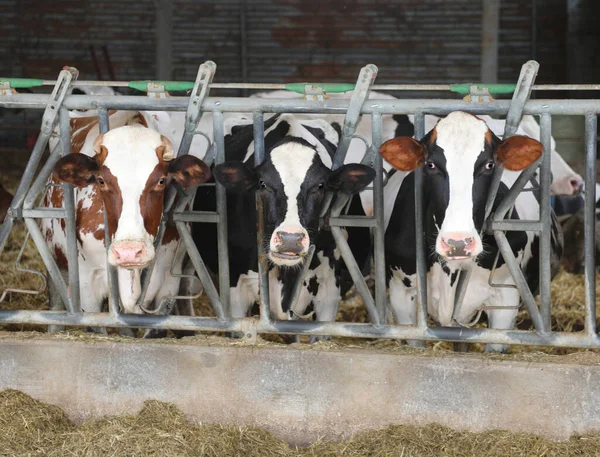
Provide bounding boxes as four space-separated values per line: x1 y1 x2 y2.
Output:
379 137 426 171
53 153 99 187
496 135 543 171
327 164 376 194
213 161 256 193
168 155 211 189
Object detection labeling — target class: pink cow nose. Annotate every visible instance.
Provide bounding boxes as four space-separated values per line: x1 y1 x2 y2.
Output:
111 241 148 267
440 233 477 259
570 178 584 195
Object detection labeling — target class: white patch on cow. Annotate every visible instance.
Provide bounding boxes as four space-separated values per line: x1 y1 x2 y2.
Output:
268 141 316 266
101 126 161 266
434 112 489 258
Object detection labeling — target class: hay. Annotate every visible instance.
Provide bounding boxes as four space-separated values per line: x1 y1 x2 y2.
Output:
0 389 598 457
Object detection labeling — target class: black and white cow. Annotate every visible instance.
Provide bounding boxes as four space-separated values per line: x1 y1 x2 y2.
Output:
186 114 375 324
379 111 563 352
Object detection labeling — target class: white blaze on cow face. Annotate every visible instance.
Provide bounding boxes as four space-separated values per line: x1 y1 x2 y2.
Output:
269 142 316 266
102 126 163 268
435 112 489 260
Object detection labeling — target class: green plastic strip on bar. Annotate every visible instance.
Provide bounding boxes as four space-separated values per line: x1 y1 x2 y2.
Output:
449 83 517 95
0 78 45 89
128 80 195 92
284 82 356 94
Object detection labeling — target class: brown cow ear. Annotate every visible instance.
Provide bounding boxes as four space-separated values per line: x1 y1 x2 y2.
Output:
168 155 211 189
93 133 108 165
379 137 426 171
53 153 100 188
157 135 175 161
496 135 543 171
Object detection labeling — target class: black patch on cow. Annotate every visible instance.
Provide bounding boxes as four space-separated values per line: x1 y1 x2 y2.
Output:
307 276 319 295
330 122 342 138
225 113 282 162
450 270 459 287
393 114 415 138
402 277 411 288
301 124 338 161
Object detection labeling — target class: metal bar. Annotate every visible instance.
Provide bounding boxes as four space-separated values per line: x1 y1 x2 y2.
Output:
493 157 542 220
1 308 600 348
288 244 316 317
539 113 553 330
97 108 120 317
21 209 66 218
371 112 386 323
480 0 500 83
175 221 226 319
332 64 377 169
503 61 540 138
253 112 271 324
584 113 597 336
488 220 544 232
213 110 230 316
23 218 72 311
325 216 377 227
330 226 381 325
171 211 220 223
413 113 428 329
176 61 216 159
494 230 546 332
7 94 600 117
59 107 81 313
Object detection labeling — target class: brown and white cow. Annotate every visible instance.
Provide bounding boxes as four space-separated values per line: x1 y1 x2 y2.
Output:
42 111 210 316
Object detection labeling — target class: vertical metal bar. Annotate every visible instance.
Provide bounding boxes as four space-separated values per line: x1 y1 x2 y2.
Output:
156 0 173 80
59 107 81 313
253 111 270 323
97 108 120 317
584 113 597 336
413 113 428 329
213 111 230 316
481 0 500 83
371 112 386 323
539 113 552 330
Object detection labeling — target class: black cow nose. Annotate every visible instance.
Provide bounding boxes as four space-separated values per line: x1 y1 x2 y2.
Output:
276 231 305 254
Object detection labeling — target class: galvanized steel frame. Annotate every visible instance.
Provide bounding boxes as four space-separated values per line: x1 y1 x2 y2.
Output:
0 61 599 349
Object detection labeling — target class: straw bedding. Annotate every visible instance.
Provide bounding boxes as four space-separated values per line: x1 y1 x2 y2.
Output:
1 389 599 457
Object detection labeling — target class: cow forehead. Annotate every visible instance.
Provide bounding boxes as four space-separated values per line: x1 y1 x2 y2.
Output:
270 142 318 193
435 112 489 167
101 126 163 184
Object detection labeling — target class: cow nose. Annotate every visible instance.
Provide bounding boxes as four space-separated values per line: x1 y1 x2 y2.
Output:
274 231 306 254
571 178 584 195
111 241 148 267
440 233 477 259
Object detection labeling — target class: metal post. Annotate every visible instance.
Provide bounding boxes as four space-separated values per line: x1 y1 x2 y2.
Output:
156 0 173 81
413 113 428 329
59 107 81 313
481 0 501 83
213 111 231 316
539 113 552 330
253 111 271 323
371 112 386 323
584 113 597 336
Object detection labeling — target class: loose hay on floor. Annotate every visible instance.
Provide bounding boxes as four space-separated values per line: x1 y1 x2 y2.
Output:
0 389 598 457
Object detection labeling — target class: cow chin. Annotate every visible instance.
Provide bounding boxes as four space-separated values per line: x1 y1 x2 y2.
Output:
269 250 306 267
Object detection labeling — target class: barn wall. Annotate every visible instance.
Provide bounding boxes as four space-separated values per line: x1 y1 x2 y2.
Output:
1 0 566 85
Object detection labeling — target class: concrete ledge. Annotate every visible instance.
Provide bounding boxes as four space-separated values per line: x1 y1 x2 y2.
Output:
0 336 599 443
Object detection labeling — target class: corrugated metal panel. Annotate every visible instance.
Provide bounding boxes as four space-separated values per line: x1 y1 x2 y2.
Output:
1 0 564 85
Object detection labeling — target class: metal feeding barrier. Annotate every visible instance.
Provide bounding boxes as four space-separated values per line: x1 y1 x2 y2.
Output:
0 60 598 348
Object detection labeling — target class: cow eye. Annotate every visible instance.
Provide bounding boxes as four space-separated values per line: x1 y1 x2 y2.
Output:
158 177 166 185
318 182 324 189
426 161 436 169
97 176 105 185
485 161 495 170
260 180 267 189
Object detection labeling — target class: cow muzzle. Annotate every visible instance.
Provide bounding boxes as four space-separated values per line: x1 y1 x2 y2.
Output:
270 229 309 266
438 232 480 260
110 240 152 268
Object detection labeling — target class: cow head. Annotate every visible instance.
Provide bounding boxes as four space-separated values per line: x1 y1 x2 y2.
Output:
53 125 210 269
214 137 375 267
380 111 542 262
